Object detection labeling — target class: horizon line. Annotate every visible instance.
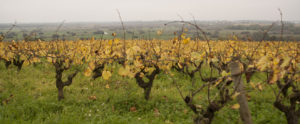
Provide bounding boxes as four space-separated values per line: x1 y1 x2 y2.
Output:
1 19 300 24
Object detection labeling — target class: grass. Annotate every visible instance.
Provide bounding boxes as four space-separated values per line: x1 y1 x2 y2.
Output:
0 62 286 124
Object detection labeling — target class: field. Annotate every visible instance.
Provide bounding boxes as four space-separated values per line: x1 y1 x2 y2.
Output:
0 38 299 124
1 21 300 42
0 61 286 124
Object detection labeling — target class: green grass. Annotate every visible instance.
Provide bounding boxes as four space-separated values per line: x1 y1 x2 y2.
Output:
0 62 286 124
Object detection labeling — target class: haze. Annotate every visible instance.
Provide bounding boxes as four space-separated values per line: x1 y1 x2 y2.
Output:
0 0 299 23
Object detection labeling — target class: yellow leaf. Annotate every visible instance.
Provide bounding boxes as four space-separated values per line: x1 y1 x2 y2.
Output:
191 52 204 61
168 71 175 77
33 57 40 63
102 70 112 80
257 83 263 91
139 72 144 78
221 71 230 77
250 82 256 89
114 38 120 44
269 70 280 84
88 62 95 70
280 57 291 68
257 56 269 71
132 46 141 52
183 38 190 44
231 104 240 109
173 37 178 42
23 60 30 66
119 66 135 78
118 66 128 76
145 67 155 74
154 46 160 53
248 64 254 68
211 57 219 63
108 40 113 46
231 92 240 99
91 36 95 42
273 57 280 66
20 54 27 60
178 63 183 69
213 79 222 87
105 84 110 89
84 68 92 77
134 60 143 68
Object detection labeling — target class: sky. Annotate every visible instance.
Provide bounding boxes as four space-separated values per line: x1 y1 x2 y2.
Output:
0 0 299 23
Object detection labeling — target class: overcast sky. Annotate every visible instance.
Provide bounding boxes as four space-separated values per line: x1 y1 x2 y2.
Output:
0 0 299 23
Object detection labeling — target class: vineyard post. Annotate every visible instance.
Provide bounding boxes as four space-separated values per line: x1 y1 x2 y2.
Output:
230 60 253 124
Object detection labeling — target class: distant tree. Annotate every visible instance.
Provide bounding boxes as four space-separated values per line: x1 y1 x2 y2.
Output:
269 36 278 41
127 31 133 34
39 36 46 41
240 31 250 35
6 32 17 38
206 32 211 35
62 34 66 41
212 30 219 38
251 31 270 41
93 30 104 35
52 34 60 41
71 32 76 36
22 33 28 38
80 37 89 40
290 27 300 34
139 30 145 35
132 36 138 39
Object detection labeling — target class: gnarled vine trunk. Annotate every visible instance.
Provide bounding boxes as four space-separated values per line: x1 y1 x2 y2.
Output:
13 58 24 71
286 112 299 124
54 61 78 101
134 66 160 100
274 101 300 124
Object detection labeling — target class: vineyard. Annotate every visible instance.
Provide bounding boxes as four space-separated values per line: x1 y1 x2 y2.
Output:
0 34 299 123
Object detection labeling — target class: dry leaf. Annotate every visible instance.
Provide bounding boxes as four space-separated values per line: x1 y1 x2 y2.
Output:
154 108 160 116
183 109 188 114
130 106 137 112
195 104 202 109
88 95 97 100
246 94 251 101
112 105 115 112
250 82 256 89
257 83 263 91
